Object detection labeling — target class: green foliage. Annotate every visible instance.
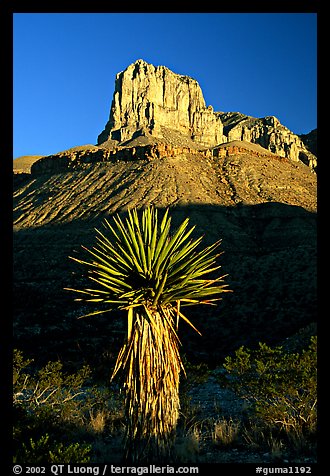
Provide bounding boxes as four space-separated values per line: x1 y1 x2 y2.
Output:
14 349 92 425
222 336 317 437
183 359 210 386
13 349 33 386
13 349 117 463
66 206 230 326
14 434 91 464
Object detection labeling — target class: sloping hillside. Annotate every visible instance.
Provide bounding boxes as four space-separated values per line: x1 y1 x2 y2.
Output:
13 155 43 173
14 143 315 229
13 146 317 367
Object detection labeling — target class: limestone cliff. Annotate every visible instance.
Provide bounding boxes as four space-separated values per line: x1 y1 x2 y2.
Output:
97 59 226 148
219 112 317 169
97 59 316 170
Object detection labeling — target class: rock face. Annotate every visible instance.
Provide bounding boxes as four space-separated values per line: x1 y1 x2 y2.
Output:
95 60 316 171
219 112 317 168
97 59 226 148
30 145 112 174
29 140 290 176
13 156 43 174
299 129 317 156
16 143 316 229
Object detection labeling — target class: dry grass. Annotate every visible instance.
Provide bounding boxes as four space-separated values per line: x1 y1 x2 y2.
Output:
212 418 240 447
174 426 200 463
89 410 107 434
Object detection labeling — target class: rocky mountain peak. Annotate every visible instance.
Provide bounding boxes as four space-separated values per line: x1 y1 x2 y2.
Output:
14 60 317 174
97 59 226 148
96 60 316 171
219 111 317 168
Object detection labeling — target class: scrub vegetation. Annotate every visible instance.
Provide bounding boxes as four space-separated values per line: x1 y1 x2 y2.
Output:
13 206 316 464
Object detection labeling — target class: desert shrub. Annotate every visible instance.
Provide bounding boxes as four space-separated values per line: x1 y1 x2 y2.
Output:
14 434 91 464
181 357 210 386
13 349 122 463
222 336 317 441
13 349 92 425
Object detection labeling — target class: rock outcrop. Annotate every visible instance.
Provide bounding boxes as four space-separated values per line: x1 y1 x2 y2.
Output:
219 112 317 169
212 140 289 162
13 155 43 174
30 140 291 176
96 59 316 170
30 145 112 174
19 60 317 175
299 129 317 156
97 59 226 148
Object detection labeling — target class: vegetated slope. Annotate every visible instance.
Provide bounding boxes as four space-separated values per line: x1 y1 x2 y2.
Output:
13 146 317 367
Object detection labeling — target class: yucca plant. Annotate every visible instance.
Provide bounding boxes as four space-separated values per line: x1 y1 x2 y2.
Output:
66 206 230 461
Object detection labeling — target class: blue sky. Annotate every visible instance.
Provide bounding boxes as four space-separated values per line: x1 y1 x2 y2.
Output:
13 13 317 159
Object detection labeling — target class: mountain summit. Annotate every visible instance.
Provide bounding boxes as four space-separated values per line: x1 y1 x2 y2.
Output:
96 59 316 169
97 59 226 148
14 59 317 174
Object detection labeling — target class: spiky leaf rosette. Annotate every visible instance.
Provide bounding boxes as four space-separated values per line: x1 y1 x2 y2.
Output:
68 206 229 320
66 206 230 461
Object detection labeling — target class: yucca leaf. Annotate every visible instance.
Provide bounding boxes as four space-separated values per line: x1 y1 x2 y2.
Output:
86 258 128 277
160 208 170 234
168 221 196 256
96 225 119 248
83 239 133 274
112 216 142 262
149 208 159 263
87 278 124 296
125 215 145 268
176 309 202 336
103 218 121 242
90 273 131 291
161 281 228 304
168 248 222 285
152 213 171 266
75 307 119 319
112 215 142 263
111 341 130 379
133 220 148 273
158 218 190 255
152 220 191 279
154 224 196 279
152 271 168 307
167 239 220 277
168 235 203 267
148 212 159 267
160 306 183 346
127 306 134 340
95 227 135 266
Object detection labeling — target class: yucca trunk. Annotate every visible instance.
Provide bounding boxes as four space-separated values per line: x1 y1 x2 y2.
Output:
113 306 183 461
